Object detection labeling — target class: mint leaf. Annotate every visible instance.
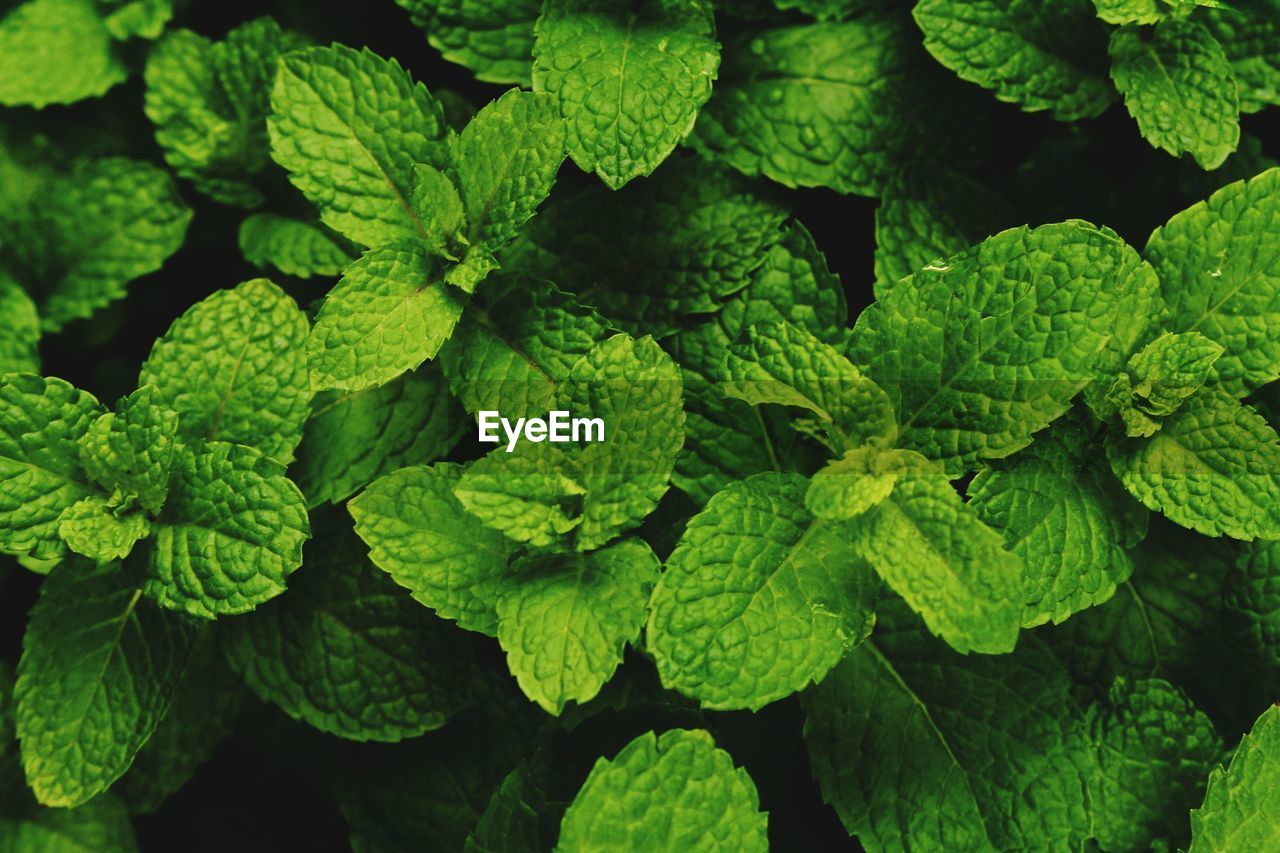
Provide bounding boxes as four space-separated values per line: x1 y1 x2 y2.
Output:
292 363 464 508
805 446 935 520
0 788 137 852
1107 387 1280 539
856 472 1022 654
0 0 126 108
1146 167 1280 396
722 321 897 452
144 441 310 619
454 89 565 251
222 518 473 741
648 472 878 710
803 602 1095 849
410 164 468 259
350 462 513 635
77 385 179 514
850 221 1157 474
439 275 613 419
1223 540 1280 673
1201 8 1280 113
25 157 192 332
1190 705 1280 849
1107 330 1224 436
913 0 1113 120
145 19 304 207
101 0 173 40
15 560 197 807
57 496 150 563
238 214 356 278
0 374 102 559
557 729 769 851
1090 677 1223 851
308 244 464 392
0 275 39 375
455 442 586 548
506 158 788 333
1094 0 1168 24
496 538 659 714
969 413 1148 627
1110 20 1241 169
531 0 719 189
269 44 452 247
140 279 311 463
396 0 539 85
691 15 972 196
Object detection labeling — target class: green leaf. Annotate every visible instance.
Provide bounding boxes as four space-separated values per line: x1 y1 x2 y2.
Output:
648 472 879 711
559 334 684 551
101 0 173 40
350 462 513 635
308 244 465 392
1094 0 1168 24
1107 331 1224 436
968 413 1148 627
268 44 453 247
78 385 179 514
0 276 40 375
1223 540 1280 672
1090 677 1223 851
140 279 311 464
292 363 464 508
505 158 788 333
803 602 1096 850
410 164 468 259
395 0 540 85
439 275 613 419
144 441 310 619
1201 8 1280 113
531 0 719 189
222 517 473 741
1190 705 1280 849
455 442 586 548
850 221 1158 474
0 374 102 559
26 157 192 332
873 167 1017 293
1146 167 1280 396
721 321 897 452
913 0 1113 120
238 214 356 279
144 19 305 207
57 496 150 563
805 446 936 520
15 560 197 807
557 729 769 852
691 15 976 196
0 0 126 108
1110 20 1241 169
1107 387 1280 540
858 473 1022 654
454 89 565 251
113 632 243 814
496 539 659 714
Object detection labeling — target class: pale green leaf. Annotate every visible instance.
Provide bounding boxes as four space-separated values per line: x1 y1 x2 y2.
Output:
57 497 150 563
455 442 586 548
77 385 179 514
806 447 936 520
0 0 126 108
1190 705 1280 849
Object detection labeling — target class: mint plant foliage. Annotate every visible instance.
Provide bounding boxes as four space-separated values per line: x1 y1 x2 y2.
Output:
1 0 1280 850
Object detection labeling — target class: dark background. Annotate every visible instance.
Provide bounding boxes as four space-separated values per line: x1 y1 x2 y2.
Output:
2 1 1277 849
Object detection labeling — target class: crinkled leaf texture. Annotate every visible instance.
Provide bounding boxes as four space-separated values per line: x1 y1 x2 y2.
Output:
803 601 1095 850
0 374 102 559
57 496 150 563
496 539 659 714
238 214 356 278
532 0 720 189
1109 20 1240 169
144 441 311 619
78 385 179 514
557 729 769 852
139 278 311 464
351 462 513 636
1190 705 1280 849
269 44 452 247
1146 167 1280 396
222 518 473 741
15 559 197 807
648 472 879 711
0 276 40 375
396 0 540 85
850 221 1158 474
0 0 127 108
